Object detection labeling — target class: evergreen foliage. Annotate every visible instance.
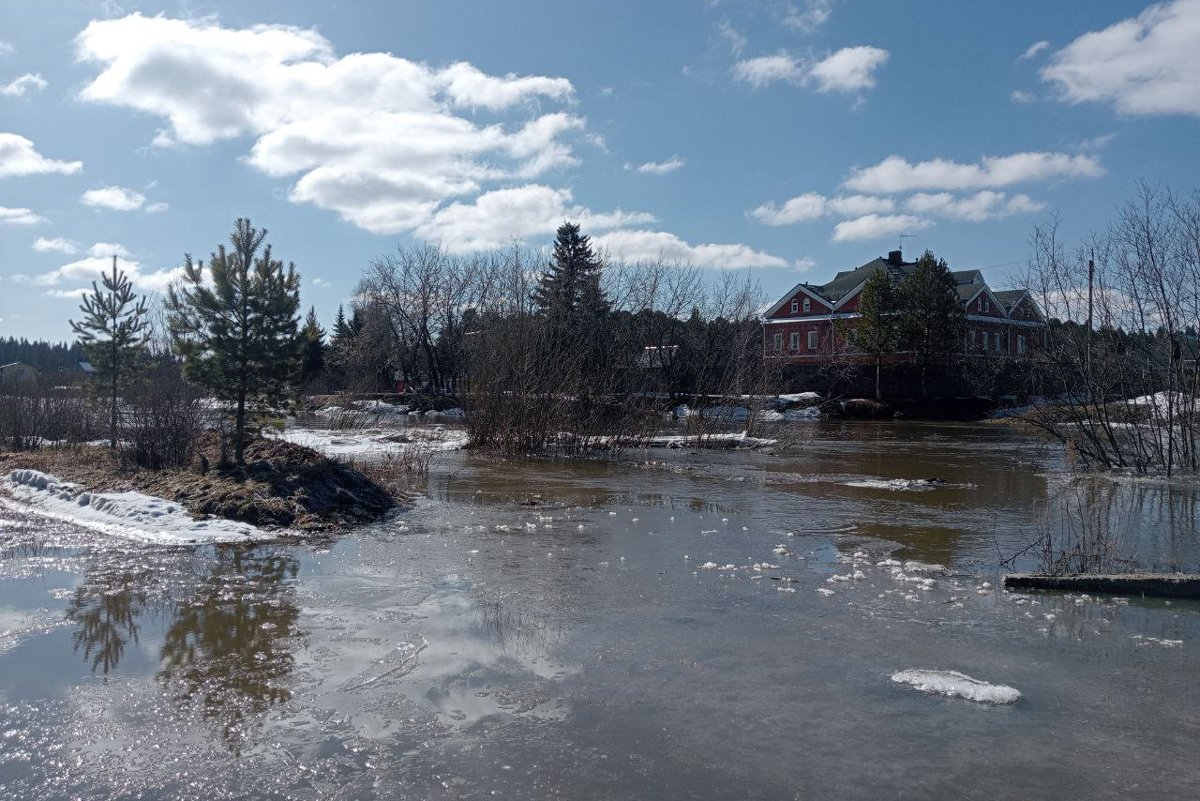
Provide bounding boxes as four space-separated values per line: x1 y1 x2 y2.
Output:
69 256 150 449
299 306 326 388
854 268 900 400
167 218 302 464
533 222 609 328
898 250 965 397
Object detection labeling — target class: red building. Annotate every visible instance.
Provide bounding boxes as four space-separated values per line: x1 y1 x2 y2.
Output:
762 250 1046 364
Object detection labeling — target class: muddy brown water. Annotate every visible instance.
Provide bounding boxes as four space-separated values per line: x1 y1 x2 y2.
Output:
1 421 1197 800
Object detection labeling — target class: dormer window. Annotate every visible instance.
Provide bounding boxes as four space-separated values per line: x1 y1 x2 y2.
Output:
790 299 799 314
981 297 990 312
802 298 811 313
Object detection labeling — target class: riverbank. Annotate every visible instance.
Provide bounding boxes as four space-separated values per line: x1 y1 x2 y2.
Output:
0 433 400 534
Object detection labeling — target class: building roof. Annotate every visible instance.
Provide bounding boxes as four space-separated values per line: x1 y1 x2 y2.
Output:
992 289 1028 310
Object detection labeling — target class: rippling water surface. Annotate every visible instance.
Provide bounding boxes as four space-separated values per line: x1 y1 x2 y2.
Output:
1 421 1197 800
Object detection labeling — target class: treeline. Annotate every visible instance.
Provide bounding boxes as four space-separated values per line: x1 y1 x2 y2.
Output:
321 223 770 452
0 337 87 372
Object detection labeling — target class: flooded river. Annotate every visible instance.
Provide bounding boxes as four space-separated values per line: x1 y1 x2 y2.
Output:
1 422 1198 800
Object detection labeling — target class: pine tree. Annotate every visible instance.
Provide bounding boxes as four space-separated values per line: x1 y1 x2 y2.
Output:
70 256 150 450
853 267 900 401
167 219 301 464
533 222 608 327
898 250 965 397
299 307 326 387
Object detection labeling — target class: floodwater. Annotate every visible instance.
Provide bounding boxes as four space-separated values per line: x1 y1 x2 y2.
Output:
1 422 1198 800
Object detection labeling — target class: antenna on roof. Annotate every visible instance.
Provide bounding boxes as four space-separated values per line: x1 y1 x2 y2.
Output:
898 233 914 254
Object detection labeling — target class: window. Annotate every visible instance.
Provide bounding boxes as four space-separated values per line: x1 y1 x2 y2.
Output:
790 299 799 314
802 298 811 313
994 332 1002 351
772 333 783 352
1017 335 1026 354
789 332 800 351
969 330 977 349
808 330 819 350
848 328 859 344
981 297 990 312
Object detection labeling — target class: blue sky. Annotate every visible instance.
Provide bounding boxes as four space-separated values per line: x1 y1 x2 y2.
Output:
1 0 1197 340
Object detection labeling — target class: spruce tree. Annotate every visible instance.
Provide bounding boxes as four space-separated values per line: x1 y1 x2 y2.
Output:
854 268 900 401
299 307 326 387
70 256 150 450
898 250 965 397
167 219 301 464
533 222 607 328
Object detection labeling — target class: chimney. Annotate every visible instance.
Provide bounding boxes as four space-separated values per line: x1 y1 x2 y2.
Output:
887 249 903 265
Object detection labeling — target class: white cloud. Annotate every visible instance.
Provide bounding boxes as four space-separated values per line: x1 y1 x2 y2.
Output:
0 206 46 226
783 0 836 32
831 214 932 243
0 73 47 97
750 192 894 225
311 277 331 288
1019 40 1050 62
732 53 806 88
33 242 184 295
0 40 13 56
809 46 889 93
1041 0 1200 116
626 156 685 175
80 185 146 211
750 192 827 225
793 256 817 272
75 14 586 236
144 201 169 213
413 184 656 253
33 236 78 254
592 229 788 269
0 133 82 178
733 46 888 94
843 151 1103 193
715 21 747 56
1011 89 1036 103
904 190 1045 222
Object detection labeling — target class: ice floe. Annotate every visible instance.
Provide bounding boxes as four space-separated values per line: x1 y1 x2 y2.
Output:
2 469 274 545
843 478 975 491
891 669 1021 704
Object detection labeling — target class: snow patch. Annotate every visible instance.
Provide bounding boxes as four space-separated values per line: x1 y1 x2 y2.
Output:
844 478 973 491
2 469 274 545
891 669 1021 704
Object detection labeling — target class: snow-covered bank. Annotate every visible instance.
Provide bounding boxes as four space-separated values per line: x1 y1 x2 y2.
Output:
270 425 469 458
891 669 1021 704
2 469 274 545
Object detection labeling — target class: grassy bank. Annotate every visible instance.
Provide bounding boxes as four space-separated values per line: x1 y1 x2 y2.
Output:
0 433 400 533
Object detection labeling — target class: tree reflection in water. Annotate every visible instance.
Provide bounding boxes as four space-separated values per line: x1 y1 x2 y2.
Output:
156 547 301 751
66 567 150 676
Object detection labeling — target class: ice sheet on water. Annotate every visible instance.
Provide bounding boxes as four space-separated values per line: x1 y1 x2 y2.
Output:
2 469 274 545
891 669 1021 704
843 478 975 491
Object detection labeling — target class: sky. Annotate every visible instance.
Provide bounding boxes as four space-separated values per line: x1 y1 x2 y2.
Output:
1 0 1198 340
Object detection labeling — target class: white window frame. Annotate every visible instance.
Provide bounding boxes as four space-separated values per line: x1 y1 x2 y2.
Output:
772 333 783 353
808 330 819 351
790 299 799 314
1017 334 1026 354
994 332 1002 352
789 331 800 351
802 298 811 313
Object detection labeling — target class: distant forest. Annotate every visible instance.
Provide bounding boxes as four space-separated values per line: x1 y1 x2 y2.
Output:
0 337 87 372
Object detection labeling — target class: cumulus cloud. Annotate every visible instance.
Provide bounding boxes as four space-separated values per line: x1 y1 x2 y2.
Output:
904 191 1046 222
592 229 788 269
413 184 656 253
809 46 889 93
732 53 806 88
33 236 79 254
0 133 83 178
1041 0 1200 116
75 13 587 236
311 277 331 288
843 151 1103 193
733 46 888 93
0 206 46 226
80 185 146 211
1 73 47 97
831 214 932 243
750 192 894 225
625 156 685 175
144 201 169 213
31 242 184 295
